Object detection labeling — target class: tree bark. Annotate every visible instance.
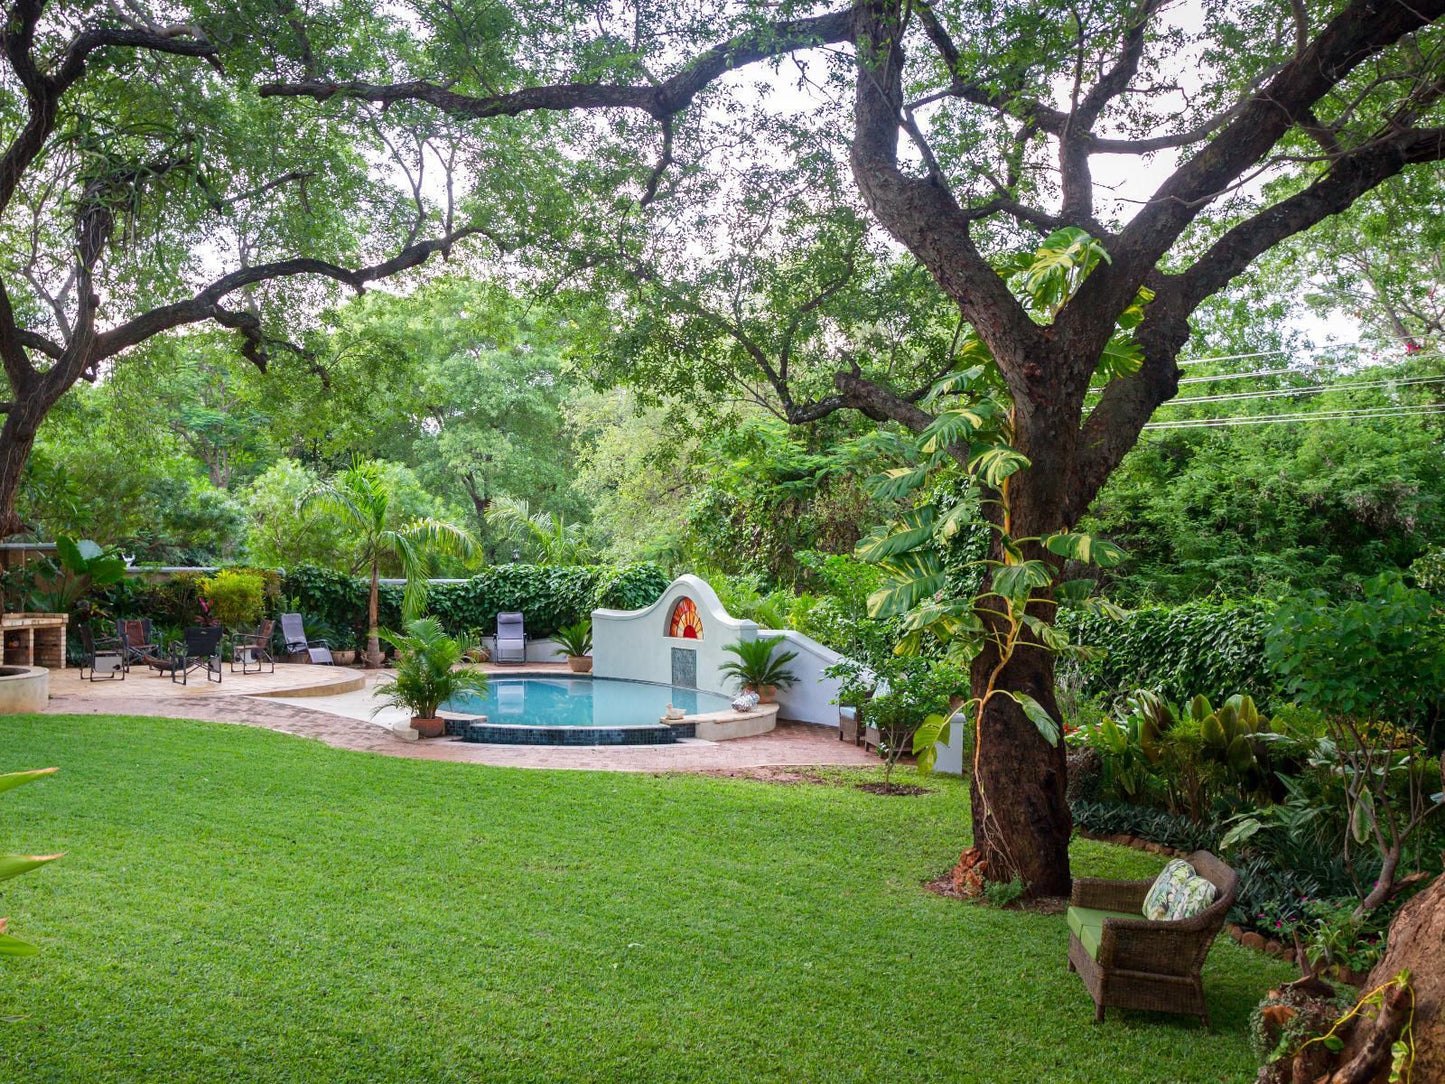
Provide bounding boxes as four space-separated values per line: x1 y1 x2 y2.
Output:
1339 872 1445 1082
366 561 382 668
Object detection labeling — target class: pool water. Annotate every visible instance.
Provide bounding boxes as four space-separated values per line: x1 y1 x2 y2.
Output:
444 676 735 729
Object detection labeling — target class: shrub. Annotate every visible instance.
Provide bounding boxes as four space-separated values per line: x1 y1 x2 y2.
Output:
201 569 267 629
592 564 669 611
281 562 670 644
1060 599 1281 705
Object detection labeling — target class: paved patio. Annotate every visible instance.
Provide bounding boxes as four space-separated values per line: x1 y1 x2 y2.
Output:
41 663 877 773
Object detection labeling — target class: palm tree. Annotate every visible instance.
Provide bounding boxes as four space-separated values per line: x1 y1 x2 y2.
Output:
484 495 592 565
301 459 477 667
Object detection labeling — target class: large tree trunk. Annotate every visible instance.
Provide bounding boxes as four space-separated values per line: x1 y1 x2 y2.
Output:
968 628 1073 896
1339 873 1445 1082
0 391 60 539
965 435 1076 897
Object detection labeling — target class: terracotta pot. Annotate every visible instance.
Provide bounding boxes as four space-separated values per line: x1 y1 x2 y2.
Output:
567 655 593 673
332 650 357 665
411 716 445 739
744 684 778 704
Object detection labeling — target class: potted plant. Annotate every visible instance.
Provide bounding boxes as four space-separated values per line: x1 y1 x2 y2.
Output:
371 617 489 738
553 619 593 673
461 626 491 664
719 635 799 703
331 629 358 667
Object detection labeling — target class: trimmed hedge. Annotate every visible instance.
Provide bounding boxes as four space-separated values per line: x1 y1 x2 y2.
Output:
279 563 670 643
1061 599 1283 706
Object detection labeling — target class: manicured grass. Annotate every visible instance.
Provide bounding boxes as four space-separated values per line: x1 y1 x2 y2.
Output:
1 715 1289 1083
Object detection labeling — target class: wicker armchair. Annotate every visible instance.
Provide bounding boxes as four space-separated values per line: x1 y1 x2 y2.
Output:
1066 850 1239 1026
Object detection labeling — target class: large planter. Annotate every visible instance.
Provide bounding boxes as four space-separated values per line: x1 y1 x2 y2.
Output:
332 650 357 666
566 655 593 674
411 715 445 739
745 684 778 704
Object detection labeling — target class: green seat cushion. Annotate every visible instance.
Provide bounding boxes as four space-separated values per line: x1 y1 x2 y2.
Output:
1067 906 1136 960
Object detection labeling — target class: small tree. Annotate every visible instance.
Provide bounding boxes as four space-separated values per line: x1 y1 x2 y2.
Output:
201 569 267 630
1267 573 1445 910
302 460 477 668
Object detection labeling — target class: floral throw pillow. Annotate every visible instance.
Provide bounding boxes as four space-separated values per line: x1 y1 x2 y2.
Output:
1165 875 1218 921
1141 859 1195 921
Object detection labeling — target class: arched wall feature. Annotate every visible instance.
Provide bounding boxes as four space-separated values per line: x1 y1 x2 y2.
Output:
667 597 703 639
591 574 851 726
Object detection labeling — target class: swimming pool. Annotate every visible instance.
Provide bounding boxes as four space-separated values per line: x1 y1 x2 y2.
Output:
442 676 736 745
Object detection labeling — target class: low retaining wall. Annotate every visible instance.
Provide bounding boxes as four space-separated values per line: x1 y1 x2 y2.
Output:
0 665 49 713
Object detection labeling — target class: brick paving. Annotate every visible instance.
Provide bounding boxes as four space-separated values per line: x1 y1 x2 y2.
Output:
42 665 876 773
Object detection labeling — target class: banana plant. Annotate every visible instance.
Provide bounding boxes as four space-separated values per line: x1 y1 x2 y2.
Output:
1 768 61 957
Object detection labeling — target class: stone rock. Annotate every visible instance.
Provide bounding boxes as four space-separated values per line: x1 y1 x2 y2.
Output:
1229 924 1244 942
1241 932 1267 952
1264 940 1282 957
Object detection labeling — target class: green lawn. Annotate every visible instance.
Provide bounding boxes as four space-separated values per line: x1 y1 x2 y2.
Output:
1 715 1288 1083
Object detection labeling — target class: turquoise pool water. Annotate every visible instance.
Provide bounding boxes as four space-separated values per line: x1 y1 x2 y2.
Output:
444 676 735 728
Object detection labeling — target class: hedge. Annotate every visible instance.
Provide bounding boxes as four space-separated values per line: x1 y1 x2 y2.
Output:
1060 599 1283 706
279 563 670 644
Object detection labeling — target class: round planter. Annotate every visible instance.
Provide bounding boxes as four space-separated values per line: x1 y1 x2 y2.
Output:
0 665 48 713
411 716 445 739
332 650 357 665
566 655 593 674
745 684 778 704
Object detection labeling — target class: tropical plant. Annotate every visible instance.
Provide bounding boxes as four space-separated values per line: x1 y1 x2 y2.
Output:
719 635 799 692
201 569 267 630
484 496 593 566
372 618 489 722
552 620 593 659
31 536 127 614
302 459 477 667
1 768 61 957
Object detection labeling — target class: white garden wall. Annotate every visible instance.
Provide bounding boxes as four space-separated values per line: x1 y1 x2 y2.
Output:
753 628 846 727
592 575 758 693
591 575 848 727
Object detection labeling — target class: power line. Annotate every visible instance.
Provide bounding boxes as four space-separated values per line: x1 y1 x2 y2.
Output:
1144 403 1445 430
1159 373 1445 407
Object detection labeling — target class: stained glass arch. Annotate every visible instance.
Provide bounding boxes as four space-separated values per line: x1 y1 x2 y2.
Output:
668 597 703 640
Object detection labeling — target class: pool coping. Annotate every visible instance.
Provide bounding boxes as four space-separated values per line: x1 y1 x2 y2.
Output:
421 671 779 745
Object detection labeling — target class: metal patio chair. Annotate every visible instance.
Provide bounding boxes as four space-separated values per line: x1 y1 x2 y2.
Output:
494 611 526 664
280 612 332 664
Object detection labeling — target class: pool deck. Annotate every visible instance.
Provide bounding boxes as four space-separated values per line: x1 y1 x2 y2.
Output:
40 663 877 772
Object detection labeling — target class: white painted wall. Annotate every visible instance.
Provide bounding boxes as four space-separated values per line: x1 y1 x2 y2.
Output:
479 635 564 663
590 574 850 727
929 711 971 776
592 575 758 693
754 628 846 727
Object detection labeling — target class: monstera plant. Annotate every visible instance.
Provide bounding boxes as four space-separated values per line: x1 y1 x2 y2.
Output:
1 768 61 957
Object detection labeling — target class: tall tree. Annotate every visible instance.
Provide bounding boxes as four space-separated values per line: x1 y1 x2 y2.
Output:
262 0 1445 892
0 0 501 538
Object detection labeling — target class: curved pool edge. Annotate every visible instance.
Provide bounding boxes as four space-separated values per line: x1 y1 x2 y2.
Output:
432 674 778 746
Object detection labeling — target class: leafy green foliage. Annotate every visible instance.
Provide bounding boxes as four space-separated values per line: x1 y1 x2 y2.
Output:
372 618 489 721
1061 600 1281 705
1070 691 1277 822
718 636 799 692
1266 572 1445 724
201 569 268 630
0 768 60 957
